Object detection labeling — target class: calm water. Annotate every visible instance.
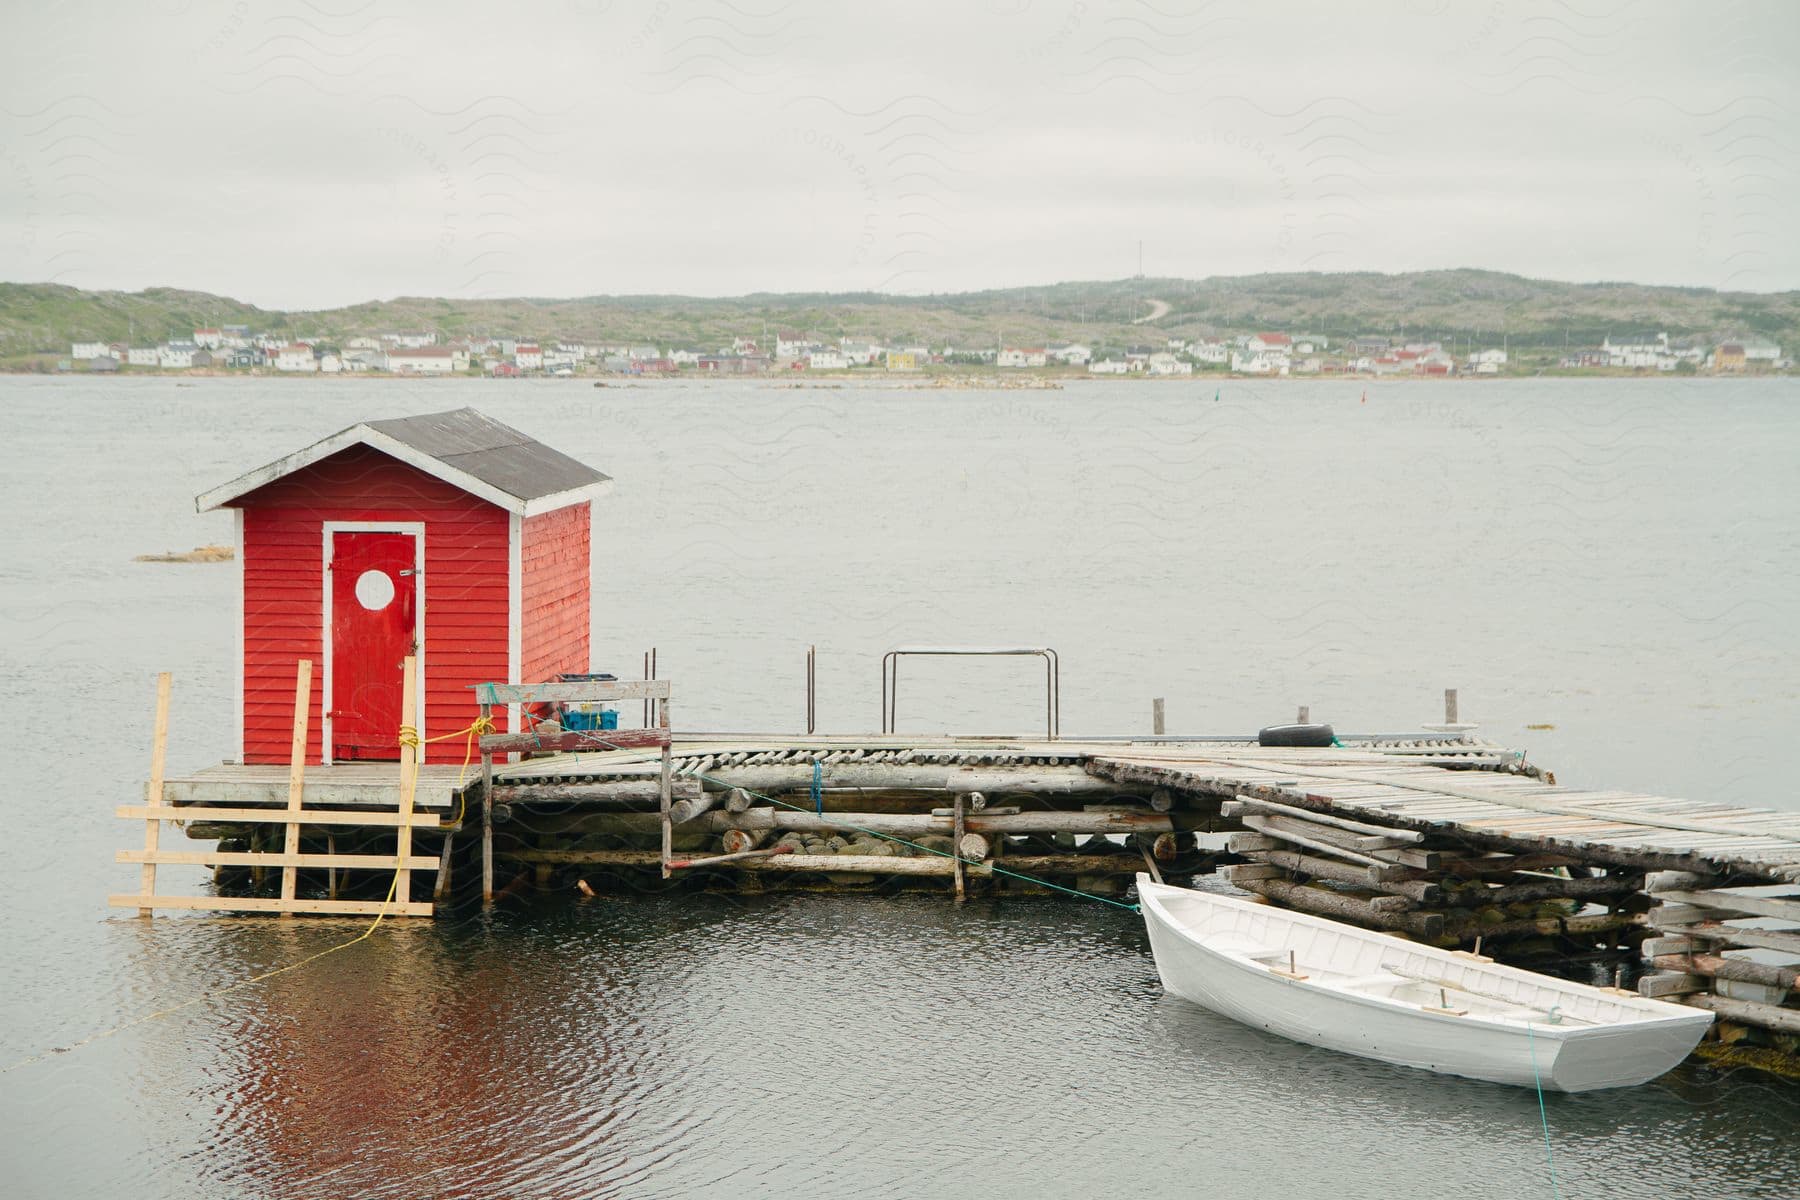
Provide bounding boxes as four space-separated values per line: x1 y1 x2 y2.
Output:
1 374 1797 1197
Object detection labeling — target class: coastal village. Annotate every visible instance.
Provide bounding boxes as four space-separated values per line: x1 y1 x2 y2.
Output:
62 325 1788 379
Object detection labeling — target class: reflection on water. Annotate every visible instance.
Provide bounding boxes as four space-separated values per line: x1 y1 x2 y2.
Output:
79 899 1800 1199
1 377 1798 1198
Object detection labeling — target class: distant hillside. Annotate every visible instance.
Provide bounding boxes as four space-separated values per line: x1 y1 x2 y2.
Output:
3 271 1796 358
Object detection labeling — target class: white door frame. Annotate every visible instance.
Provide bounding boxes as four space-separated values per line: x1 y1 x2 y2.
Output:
321 521 426 765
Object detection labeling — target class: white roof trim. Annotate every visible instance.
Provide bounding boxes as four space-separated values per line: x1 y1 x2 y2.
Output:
522 478 613 516
195 424 596 515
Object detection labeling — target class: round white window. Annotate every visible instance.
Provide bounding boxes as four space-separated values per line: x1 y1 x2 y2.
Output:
355 569 396 611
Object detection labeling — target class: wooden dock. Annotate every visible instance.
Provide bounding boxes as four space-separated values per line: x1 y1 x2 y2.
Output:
121 721 1800 1068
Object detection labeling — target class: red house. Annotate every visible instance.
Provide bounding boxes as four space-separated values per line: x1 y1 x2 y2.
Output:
198 408 609 765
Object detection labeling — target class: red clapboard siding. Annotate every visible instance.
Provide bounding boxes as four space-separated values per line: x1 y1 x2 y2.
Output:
520 502 591 687
237 445 509 765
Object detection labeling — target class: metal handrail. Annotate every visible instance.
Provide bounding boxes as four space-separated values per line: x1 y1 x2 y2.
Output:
880 645 1060 739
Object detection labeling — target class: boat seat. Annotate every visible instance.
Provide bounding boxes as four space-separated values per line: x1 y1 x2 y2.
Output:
1335 971 1408 993
1211 935 1286 963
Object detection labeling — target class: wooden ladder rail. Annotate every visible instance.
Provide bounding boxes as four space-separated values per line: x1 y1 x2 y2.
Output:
278 660 312 916
136 672 173 917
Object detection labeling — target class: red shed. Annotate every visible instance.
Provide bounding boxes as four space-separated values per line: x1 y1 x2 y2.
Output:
198 407 609 765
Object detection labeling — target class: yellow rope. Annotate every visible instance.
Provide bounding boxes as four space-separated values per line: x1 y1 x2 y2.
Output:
3 714 495 1075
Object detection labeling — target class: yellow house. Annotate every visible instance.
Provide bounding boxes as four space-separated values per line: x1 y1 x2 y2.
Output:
1714 343 1746 372
885 350 920 371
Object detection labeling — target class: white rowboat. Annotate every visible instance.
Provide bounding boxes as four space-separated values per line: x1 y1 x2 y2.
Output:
1137 876 1712 1091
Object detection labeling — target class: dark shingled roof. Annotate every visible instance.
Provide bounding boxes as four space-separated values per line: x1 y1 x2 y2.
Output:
197 406 610 514
363 408 609 501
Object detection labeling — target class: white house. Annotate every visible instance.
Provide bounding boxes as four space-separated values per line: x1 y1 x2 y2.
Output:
1743 340 1782 362
1048 342 1092 366
319 353 343 374
1230 351 1285 375
344 350 386 371
775 332 819 360
192 328 223 350
1190 340 1229 365
807 348 848 370
159 341 199 369
1603 332 1669 368
384 347 451 373
997 347 1048 368
515 344 544 370
839 340 883 366
71 341 113 360
273 343 317 373
668 349 703 366
1088 359 1130 375
626 345 659 362
345 336 382 352
383 331 438 349
1147 352 1193 376
1248 332 1292 355
127 346 159 367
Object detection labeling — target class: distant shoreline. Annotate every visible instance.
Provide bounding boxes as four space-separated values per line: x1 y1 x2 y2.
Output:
3 367 1785 383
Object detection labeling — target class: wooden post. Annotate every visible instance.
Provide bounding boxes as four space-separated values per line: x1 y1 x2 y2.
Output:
138 672 173 918
327 833 339 898
659 741 674 880
1297 705 1309 724
480 701 495 905
1444 688 1458 724
1152 697 1165 736
394 655 419 908
953 792 967 903
434 832 454 901
279 659 313 916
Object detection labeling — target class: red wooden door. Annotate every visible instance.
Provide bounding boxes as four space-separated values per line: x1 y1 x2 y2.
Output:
328 531 418 761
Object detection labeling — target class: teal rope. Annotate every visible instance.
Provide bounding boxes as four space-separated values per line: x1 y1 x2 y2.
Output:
717 770 1142 912
534 718 1144 912
1525 1023 1562 1200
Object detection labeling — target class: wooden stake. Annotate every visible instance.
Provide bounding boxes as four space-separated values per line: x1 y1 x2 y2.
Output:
953 792 967 903
480 702 494 905
1152 697 1165 736
659 739 674 879
1139 843 1164 885
434 833 454 901
279 659 312 916
138 671 173 918
1297 705 1309 724
1444 688 1458 724
394 655 418 908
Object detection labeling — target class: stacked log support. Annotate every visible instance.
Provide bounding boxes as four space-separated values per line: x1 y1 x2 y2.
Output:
1216 795 1647 951
1637 874 1800 1055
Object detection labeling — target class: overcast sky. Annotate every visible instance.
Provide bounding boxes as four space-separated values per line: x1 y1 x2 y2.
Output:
3 0 1796 308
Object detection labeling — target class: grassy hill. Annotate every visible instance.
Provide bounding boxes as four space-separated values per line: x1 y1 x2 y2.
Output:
3 271 1796 359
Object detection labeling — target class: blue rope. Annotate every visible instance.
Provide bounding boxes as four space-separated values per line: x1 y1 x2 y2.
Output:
811 758 823 815
1526 1022 1562 1199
